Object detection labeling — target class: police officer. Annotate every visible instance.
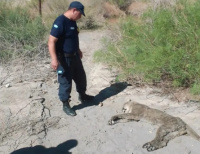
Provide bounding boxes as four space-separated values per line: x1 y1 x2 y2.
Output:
48 1 94 116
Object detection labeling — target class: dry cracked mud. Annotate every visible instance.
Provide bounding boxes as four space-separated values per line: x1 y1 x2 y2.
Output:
0 30 200 154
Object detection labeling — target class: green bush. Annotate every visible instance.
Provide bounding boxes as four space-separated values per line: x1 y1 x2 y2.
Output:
190 82 200 95
0 2 46 62
95 0 200 92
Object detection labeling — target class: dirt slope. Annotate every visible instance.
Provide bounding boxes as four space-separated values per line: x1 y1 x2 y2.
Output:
0 30 200 154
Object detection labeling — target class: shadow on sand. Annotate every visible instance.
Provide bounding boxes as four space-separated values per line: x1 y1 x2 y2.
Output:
11 139 78 154
73 82 130 111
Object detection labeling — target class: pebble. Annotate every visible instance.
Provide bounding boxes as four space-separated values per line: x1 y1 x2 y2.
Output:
5 84 11 88
98 102 103 107
28 94 33 98
53 79 57 84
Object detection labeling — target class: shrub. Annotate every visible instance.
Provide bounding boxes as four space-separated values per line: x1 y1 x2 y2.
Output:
0 1 47 62
108 0 132 9
78 16 100 30
95 0 200 92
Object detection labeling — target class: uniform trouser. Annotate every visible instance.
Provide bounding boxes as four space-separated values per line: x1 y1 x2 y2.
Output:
57 55 87 102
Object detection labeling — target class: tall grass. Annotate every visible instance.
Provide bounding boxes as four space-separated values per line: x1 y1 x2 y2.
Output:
0 1 47 63
108 0 132 9
94 0 200 93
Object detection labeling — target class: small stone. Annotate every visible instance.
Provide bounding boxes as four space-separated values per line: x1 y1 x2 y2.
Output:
98 102 103 107
5 84 11 88
18 80 23 83
53 79 57 84
38 82 43 88
42 91 48 94
44 61 50 64
28 94 33 98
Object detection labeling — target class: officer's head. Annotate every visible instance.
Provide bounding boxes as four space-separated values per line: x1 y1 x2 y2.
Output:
68 1 85 20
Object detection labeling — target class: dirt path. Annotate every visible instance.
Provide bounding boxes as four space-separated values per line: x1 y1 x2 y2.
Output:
0 30 200 154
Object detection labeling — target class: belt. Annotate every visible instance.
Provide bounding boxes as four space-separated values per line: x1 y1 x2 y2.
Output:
64 52 77 57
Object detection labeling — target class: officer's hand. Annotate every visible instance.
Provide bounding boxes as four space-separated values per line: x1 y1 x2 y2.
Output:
79 50 83 59
51 59 59 70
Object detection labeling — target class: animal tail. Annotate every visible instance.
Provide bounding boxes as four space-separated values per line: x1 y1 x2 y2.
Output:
186 124 200 141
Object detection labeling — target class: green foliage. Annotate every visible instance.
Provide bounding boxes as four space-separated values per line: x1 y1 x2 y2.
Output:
108 0 131 9
0 1 46 62
95 0 200 90
0 5 45 45
190 82 200 95
0 50 13 61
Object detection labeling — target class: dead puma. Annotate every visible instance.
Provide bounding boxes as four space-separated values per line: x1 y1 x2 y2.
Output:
108 101 200 151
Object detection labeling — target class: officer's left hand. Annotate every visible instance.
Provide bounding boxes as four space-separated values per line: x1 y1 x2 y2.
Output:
79 49 83 59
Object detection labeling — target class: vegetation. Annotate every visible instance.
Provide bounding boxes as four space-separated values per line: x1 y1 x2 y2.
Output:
0 1 46 62
1 0 200 95
0 0 99 63
95 0 200 94
108 0 132 9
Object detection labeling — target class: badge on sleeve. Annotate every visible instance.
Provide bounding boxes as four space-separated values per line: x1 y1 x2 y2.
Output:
54 24 59 28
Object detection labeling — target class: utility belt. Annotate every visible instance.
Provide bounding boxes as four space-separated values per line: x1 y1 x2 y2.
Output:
57 51 77 58
64 52 77 57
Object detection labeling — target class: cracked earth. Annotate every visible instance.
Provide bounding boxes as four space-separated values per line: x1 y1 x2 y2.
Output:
1 30 200 154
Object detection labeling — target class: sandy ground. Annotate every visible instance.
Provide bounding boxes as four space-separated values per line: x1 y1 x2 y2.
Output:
1 30 200 154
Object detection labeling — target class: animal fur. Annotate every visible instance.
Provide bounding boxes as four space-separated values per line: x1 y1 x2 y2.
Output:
108 101 200 151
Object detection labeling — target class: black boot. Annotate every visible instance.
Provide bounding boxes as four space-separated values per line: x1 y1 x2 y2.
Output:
78 93 94 103
62 100 76 116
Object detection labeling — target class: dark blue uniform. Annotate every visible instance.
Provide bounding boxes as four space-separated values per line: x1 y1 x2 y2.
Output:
50 15 86 102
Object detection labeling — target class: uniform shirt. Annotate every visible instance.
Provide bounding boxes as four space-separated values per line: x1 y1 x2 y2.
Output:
50 14 79 54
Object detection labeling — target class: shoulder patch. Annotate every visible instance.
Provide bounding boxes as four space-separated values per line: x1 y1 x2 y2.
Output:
54 24 59 28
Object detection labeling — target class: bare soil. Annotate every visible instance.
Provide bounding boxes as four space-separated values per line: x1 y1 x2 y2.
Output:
0 30 200 154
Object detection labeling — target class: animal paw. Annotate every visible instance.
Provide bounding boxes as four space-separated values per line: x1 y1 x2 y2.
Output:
108 116 118 125
143 142 157 152
108 119 115 125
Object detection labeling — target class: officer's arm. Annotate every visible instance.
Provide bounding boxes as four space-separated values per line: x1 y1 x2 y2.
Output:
48 35 59 70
